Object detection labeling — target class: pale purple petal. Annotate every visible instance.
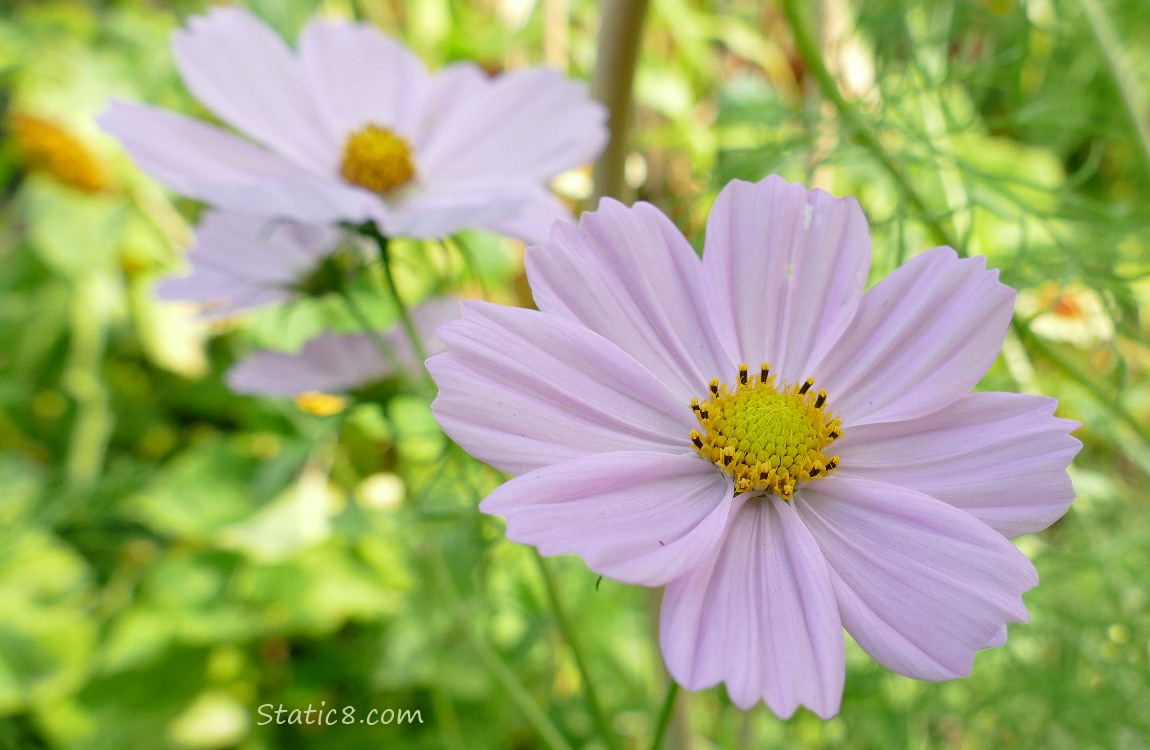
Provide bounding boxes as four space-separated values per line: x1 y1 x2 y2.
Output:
481 452 733 586
173 7 336 170
984 626 1008 650
811 247 1014 426
796 476 1037 681
99 102 380 223
380 178 535 240
428 301 694 475
701 176 871 384
527 200 732 403
298 19 430 146
228 296 459 394
482 185 573 246
660 497 845 718
158 212 341 317
835 392 1080 537
417 67 607 183
228 331 387 395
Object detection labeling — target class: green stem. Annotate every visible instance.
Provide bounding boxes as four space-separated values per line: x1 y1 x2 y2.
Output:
428 545 574 750
781 0 958 249
359 222 429 368
648 682 680 750
591 0 652 202
63 276 113 486
1080 0 1150 184
533 553 621 750
336 288 406 375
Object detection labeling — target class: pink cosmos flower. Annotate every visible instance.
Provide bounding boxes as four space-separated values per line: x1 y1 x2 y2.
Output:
229 296 457 395
428 176 1080 718
99 8 607 244
158 211 343 318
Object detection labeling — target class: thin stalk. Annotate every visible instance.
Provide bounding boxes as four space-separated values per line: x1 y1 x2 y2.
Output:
781 0 958 250
648 682 680 750
533 553 622 750
359 222 429 367
1080 0 1150 183
63 276 113 486
336 288 406 374
591 0 651 202
428 545 574 750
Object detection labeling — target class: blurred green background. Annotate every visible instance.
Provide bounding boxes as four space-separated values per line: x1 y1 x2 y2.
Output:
1 0 1148 748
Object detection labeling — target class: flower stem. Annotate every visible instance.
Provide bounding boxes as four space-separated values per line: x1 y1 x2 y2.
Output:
533 553 622 750
336 288 406 375
428 544 575 750
648 681 680 750
358 221 429 369
591 0 651 202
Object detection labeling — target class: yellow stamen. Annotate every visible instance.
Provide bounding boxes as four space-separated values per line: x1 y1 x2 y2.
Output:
690 363 842 500
339 124 416 194
10 114 107 193
295 391 347 416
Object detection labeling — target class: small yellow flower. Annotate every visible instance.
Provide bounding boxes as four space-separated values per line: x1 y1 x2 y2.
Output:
10 113 108 194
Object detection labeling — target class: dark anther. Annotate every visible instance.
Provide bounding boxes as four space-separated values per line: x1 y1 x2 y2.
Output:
809 467 821 477
723 452 733 466
709 380 720 397
738 364 748 385
760 364 770 382
814 391 826 409
691 400 701 414
691 433 704 449
829 430 840 440
700 405 709 419
826 458 838 471
799 379 813 395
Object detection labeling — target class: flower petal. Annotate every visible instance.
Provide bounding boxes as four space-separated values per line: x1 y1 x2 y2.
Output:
481 185 573 246
172 7 336 170
158 212 341 317
228 331 386 395
701 176 871 384
381 177 536 240
660 496 845 718
796 476 1037 681
526 199 732 403
417 67 607 183
984 626 1007 650
298 19 430 145
428 301 694 475
481 451 733 586
811 247 1014 426
100 102 379 223
229 297 458 395
835 392 1080 537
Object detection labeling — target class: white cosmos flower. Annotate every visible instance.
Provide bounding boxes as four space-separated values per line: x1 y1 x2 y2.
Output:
100 8 607 244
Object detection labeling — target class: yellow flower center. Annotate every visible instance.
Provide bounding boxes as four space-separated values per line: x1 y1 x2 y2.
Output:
339 124 416 194
690 363 842 500
295 391 347 416
10 114 107 194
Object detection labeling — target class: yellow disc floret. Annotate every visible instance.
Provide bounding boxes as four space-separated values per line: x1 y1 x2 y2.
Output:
690 363 842 500
10 113 107 194
295 391 348 416
339 124 416 194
